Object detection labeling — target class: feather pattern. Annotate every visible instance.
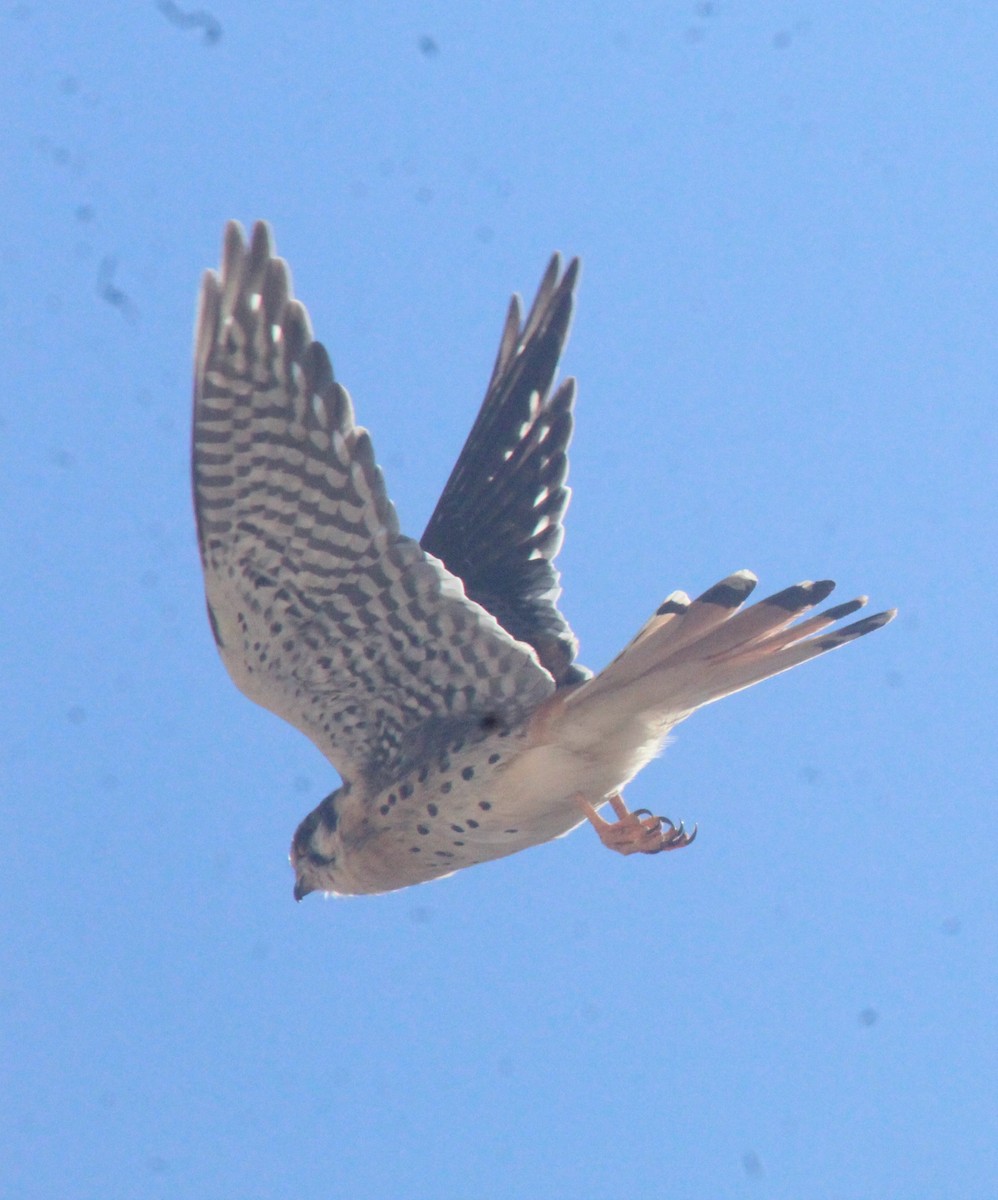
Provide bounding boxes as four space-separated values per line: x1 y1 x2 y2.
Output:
421 255 586 686
563 570 896 735
193 221 554 788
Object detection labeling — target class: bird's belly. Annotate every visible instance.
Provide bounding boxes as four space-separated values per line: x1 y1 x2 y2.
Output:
328 721 666 895
499 727 664 812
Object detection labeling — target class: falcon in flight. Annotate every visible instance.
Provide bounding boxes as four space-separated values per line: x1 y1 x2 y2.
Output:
192 221 894 898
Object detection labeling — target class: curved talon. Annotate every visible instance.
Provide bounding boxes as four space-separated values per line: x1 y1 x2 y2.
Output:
663 820 697 849
574 792 699 857
634 807 680 834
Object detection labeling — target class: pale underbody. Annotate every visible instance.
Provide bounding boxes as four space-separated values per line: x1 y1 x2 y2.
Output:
296 688 680 896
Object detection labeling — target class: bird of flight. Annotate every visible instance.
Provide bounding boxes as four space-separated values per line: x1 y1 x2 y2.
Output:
192 221 894 898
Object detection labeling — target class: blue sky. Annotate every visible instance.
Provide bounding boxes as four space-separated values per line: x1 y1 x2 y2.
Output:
2 3 995 1197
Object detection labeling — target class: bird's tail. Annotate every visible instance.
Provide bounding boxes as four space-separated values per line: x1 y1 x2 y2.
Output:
562 570 895 734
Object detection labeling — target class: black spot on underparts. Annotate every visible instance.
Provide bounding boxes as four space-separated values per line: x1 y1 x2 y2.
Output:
504 828 518 834
461 766 475 781
450 824 464 833
440 782 452 794
410 846 421 854
479 714 500 732
488 753 501 765
427 803 438 817
479 801 492 811
270 622 283 634
379 805 390 816
400 782 413 799
453 840 465 847
417 824 430 835
466 819 479 828
418 767 429 782
434 850 454 859
452 740 465 753
388 793 397 805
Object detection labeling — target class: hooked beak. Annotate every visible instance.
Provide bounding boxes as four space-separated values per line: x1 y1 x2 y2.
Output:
293 877 315 902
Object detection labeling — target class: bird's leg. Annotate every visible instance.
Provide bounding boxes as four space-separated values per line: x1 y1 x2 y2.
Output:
574 792 697 856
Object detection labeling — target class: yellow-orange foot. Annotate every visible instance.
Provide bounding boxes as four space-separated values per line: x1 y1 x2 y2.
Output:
575 792 697 856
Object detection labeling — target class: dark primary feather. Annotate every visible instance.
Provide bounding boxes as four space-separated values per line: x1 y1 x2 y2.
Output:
421 256 588 687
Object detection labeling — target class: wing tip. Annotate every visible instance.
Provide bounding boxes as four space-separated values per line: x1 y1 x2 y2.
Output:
560 254 581 291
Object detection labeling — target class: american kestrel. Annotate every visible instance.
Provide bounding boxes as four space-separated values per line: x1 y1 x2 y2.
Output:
192 221 895 898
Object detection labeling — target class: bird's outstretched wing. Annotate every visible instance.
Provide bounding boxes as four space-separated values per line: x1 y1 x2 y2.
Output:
421 255 588 687
192 221 554 787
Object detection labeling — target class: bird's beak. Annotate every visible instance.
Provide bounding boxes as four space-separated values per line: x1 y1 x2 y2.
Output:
293 878 315 902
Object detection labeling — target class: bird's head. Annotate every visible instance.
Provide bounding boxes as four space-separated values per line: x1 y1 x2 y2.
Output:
289 788 343 900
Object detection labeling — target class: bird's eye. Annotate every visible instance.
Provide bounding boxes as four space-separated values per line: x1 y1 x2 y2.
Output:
308 850 335 867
